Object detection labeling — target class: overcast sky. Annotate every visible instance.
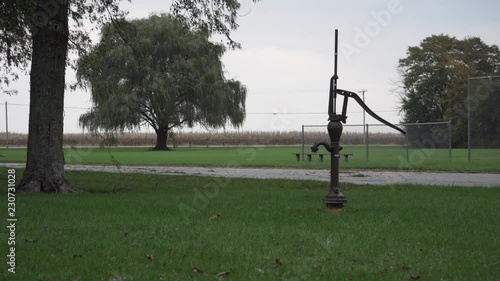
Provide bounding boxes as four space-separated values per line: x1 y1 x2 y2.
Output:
2 0 499 134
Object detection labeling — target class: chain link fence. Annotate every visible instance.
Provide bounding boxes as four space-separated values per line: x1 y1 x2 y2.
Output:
467 76 500 162
301 121 452 163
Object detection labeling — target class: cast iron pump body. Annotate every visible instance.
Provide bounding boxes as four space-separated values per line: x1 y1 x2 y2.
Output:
312 30 406 210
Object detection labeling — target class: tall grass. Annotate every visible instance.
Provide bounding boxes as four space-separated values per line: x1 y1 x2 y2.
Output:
0 131 404 147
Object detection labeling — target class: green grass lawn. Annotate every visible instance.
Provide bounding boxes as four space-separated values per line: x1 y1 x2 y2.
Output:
1 168 499 280
1 146 500 172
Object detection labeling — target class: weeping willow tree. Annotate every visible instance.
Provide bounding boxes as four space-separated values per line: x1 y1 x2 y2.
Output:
76 14 246 150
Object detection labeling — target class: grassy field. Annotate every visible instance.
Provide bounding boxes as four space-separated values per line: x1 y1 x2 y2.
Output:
1 168 499 280
1 146 499 172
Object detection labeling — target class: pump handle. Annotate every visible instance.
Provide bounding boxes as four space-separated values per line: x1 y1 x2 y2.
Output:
336 89 406 135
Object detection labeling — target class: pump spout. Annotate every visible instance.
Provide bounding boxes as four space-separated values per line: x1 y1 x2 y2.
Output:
311 141 332 153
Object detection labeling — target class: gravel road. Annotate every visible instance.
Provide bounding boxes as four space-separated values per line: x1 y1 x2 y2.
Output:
2 163 499 187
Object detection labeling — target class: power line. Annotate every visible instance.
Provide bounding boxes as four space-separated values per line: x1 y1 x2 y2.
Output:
3 102 400 115
247 110 398 115
5 103 29 107
4 103 89 110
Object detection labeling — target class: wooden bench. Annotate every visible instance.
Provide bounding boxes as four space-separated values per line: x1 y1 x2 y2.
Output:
294 153 326 162
294 153 353 162
340 153 353 162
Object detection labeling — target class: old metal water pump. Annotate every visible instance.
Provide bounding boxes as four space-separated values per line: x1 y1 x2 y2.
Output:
312 30 406 210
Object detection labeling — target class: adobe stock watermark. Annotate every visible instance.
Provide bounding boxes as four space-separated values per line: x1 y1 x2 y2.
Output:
452 78 499 121
178 106 295 220
279 232 339 281
6 169 17 274
386 77 499 186
385 76 499 188
340 0 407 63
29 0 68 36
65 133 124 172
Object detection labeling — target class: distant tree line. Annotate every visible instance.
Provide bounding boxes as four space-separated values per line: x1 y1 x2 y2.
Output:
398 34 500 148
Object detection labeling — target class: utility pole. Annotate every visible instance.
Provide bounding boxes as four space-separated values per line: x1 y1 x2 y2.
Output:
5 102 8 149
359 89 367 144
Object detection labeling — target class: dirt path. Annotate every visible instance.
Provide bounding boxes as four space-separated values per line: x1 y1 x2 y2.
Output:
2 163 499 187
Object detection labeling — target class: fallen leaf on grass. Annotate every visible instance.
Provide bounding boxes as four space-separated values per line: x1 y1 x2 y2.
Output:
72 254 83 259
192 266 204 273
397 263 411 271
144 253 153 261
274 257 282 268
378 267 389 275
216 271 230 280
312 265 323 271
210 215 221 221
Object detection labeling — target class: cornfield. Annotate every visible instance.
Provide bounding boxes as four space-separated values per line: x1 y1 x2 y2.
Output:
1 131 404 147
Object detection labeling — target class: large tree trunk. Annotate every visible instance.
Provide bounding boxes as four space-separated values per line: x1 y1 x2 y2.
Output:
153 128 170 151
17 0 76 192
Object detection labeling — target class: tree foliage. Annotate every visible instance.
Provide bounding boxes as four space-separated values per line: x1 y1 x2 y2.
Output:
171 0 261 49
76 14 246 150
1 0 258 192
0 0 33 90
0 0 127 91
1 0 257 90
398 34 500 147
